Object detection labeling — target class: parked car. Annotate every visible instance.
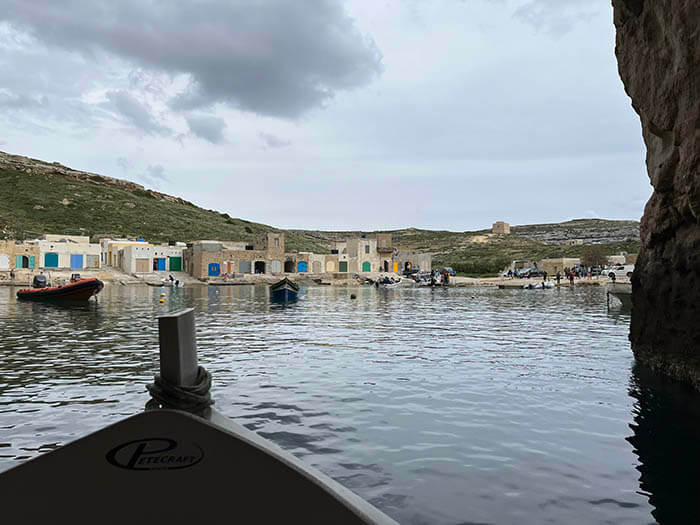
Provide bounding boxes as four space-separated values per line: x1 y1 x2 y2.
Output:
603 264 634 279
443 267 456 276
526 269 544 278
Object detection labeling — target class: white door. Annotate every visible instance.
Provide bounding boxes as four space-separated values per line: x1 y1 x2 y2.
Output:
0 254 9 269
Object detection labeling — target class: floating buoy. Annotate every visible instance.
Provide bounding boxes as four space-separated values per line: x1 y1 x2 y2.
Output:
160 292 166 297
350 294 356 299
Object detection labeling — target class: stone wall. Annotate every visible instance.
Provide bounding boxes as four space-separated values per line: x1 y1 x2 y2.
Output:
613 1 700 386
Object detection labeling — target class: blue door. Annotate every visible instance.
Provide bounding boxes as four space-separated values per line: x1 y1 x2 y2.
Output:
156 258 166 271
297 261 307 273
45 253 59 268
70 254 83 269
208 263 220 276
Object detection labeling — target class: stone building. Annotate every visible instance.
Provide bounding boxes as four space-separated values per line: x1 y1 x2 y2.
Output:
492 221 511 235
116 244 185 274
538 257 581 276
101 239 151 267
183 232 428 280
0 240 41 270
119 244 155 274
395 250 432 274
38 234 101 270
0 235 100 272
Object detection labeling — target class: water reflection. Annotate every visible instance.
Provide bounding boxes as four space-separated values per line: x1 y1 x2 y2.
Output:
628 364 700 524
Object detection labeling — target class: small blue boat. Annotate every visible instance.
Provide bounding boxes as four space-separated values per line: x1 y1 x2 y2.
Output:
270 277 299 302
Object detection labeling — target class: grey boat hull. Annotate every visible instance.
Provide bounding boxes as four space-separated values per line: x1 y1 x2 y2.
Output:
0 408 396 524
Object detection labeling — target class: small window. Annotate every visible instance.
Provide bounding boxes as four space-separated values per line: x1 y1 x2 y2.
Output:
365 245 370 254
331 249 339 255
245 245 253 251
274 238 279 247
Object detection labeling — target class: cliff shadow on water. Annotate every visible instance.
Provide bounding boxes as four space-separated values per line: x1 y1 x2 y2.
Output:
627 363 700 524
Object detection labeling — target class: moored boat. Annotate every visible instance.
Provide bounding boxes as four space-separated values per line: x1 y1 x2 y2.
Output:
270 277 299 302
17 274 104 301
522 281 555 290
606 282 632 309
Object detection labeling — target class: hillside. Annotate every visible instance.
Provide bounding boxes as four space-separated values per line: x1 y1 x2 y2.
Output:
290 224 641 276
0 151 329 253
0 150 641 275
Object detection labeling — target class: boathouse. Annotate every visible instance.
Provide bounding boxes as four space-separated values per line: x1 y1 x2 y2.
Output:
0 240 41 271
38 234 101 270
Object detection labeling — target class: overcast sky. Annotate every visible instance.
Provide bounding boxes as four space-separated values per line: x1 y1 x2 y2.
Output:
0 0 650 231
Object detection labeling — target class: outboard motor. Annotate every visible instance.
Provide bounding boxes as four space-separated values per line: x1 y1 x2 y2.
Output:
32 274 47 288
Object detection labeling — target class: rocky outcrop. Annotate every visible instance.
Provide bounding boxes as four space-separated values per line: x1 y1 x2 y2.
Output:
612 1 700 385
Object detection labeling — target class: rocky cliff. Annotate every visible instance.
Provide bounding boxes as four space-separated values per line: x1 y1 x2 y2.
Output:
613 1 700 385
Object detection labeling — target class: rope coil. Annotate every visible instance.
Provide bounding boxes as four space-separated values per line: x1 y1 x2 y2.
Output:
145 365 214 413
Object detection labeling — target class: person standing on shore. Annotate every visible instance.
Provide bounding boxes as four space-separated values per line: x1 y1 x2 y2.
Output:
569 272 575 286
556 272 561 285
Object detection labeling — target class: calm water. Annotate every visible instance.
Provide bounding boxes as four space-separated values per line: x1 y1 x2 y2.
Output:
1 284 699 524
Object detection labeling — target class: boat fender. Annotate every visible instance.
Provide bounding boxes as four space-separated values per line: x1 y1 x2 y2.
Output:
146 365 214 414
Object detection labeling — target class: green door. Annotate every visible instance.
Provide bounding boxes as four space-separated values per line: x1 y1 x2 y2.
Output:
362 261 371 272
169 256 182 271
15 255 23 268
45 253 59 268
28 256 35 269
339 261 348 272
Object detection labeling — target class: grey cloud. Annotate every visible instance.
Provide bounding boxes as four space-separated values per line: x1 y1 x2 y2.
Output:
1 0 382 119
259 132 291 149
138 163 169 187
186 115 226 144
513 0 598 36
105 90 171 136
0 91 47 110
146 164 167 181
116 156 132 171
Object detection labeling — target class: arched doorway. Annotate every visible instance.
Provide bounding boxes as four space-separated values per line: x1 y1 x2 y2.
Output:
404 261 412 272
362 261 371 272
326 260 335 272
284 260 295 273
383 261 389 272
270 260 282 273
208 263 220 276
254 261 266 274
312 261 321 273
18 255 34 269
297 261 308 273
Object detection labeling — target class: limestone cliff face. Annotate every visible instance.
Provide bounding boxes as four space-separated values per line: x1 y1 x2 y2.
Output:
612 1 700 385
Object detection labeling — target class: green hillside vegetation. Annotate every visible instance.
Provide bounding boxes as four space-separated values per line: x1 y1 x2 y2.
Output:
0 166 329 253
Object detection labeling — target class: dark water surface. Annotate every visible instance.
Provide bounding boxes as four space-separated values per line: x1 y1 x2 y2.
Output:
1 284 699 524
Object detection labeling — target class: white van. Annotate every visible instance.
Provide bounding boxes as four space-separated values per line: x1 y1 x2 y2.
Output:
603 265 634 279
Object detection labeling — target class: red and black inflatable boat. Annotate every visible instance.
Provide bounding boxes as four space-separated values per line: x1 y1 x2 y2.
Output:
17 275 104 301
